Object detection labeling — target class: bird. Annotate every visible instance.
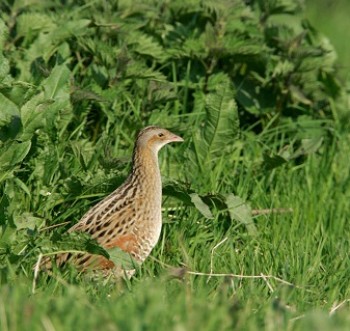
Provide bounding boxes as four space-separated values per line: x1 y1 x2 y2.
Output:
39 126 183 278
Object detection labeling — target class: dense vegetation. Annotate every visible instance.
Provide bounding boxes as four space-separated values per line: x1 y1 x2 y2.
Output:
0 0 349 330
305 0 350 78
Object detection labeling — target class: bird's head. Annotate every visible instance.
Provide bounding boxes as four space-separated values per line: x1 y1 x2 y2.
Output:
136 126 184 153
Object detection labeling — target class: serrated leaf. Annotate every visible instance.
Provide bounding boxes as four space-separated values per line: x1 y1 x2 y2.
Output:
0 19 9 50
190 193 214 219
272 60 294 78
125 61 166 80
16 12 56 37
54 19 92 41
203 92 238 156
130 32 167 62
192 73 239 168
0 53 10 81
226 194 257 236
71 87 104 103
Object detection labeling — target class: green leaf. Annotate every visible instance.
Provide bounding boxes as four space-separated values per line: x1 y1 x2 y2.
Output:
0 53 10 81
129 32 167 62
262 154 288 171
292 137 324 158
20 95 52 138
42 63 71 99
0 93 20 122
20 63 71 139
84 240 110 259
0 93 21 141
15 212 44 230
190 193 214 219
0 226 16 247
16 12 56 38
0 18 9 50
163 182 193 205
0 141 31 168
225 194 257 236
163 183 215 218
106 246 140 270
53 19 92 40
13 177 31 196
192 73 239 168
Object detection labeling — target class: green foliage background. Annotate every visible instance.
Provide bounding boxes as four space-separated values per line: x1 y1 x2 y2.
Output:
0 0 349 330
305 0 350 78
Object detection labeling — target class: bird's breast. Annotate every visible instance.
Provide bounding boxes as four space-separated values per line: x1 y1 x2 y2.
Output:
131 191 162 261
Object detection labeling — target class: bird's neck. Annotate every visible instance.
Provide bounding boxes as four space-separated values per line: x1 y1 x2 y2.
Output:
130 146 162 193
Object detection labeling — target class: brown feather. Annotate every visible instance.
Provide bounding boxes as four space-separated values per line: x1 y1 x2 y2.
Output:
39 126 183 278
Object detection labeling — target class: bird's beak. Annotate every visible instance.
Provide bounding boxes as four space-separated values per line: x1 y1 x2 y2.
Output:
169 134 184 142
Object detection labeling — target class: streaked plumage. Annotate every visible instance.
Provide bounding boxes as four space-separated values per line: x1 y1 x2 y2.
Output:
41 126 183 277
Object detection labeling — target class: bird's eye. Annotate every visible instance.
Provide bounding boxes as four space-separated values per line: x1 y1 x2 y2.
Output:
158 133 164 137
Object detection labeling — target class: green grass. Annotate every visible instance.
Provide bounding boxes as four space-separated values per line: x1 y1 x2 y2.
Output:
1 127 350 331
1 0 350 330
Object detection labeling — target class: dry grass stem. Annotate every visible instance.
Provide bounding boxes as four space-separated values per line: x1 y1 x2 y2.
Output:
32 253 43 294
39 221 71 232
251 208 293 216
186 270 308 291
207 237 228 283
260 273 274 293
329 299 350 315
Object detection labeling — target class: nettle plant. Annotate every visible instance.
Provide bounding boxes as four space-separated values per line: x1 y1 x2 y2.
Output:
0 0 342 130
0 0 342 152
0 0 345 271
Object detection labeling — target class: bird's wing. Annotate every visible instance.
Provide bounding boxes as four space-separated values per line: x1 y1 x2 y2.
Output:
39 179 138 271
69 177 137 235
